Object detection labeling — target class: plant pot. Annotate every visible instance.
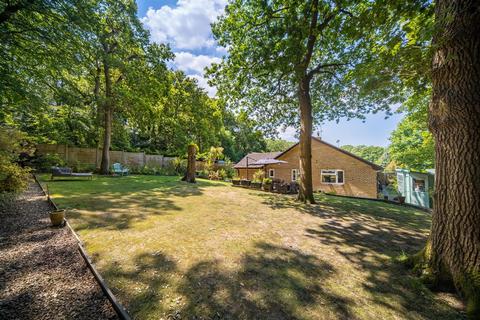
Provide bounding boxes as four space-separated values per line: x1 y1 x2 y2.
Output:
251 182 262 189
49 209 65 227
262 183 272 192
232 180 241 186
240 180 251 186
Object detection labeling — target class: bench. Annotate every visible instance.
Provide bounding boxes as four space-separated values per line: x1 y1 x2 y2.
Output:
51 167 93 180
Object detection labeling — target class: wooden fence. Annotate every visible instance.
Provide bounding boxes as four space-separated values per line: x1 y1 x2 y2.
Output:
36 144 175 168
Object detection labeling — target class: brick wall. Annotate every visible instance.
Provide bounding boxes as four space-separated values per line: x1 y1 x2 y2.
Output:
264 139 379 198
218 139 380 198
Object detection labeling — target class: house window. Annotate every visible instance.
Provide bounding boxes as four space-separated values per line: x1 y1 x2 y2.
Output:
268 169 275 178
291 169 298 181
321 169 344 184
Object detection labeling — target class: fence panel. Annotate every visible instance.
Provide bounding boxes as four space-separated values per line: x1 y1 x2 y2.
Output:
35 144 171 168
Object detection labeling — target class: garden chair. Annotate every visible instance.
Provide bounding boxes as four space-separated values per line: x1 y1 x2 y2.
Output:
112 163 129 176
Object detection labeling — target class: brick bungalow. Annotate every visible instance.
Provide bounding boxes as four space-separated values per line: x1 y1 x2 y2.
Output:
234 137 383 199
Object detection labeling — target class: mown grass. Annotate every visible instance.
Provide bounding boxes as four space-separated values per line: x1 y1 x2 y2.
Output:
38 174 464 320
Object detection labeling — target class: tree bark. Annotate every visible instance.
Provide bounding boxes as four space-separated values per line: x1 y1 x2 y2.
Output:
428 0 480 317
297 77 315 203
182 144 197 183
100 60 112 175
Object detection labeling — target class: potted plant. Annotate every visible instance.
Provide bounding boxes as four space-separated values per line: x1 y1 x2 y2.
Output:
49 209 65 227
232 176 241 186
240 179 251 186
262 178 272 191
251 170 264 189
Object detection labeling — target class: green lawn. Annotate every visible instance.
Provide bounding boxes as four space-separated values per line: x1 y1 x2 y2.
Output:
38 175 464 320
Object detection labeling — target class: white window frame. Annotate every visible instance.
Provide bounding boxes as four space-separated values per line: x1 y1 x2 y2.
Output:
291 169 298 181
268 169 275 178
321 169 345 185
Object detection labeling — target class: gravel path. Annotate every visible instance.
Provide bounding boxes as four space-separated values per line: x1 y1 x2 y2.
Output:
0 180 118 320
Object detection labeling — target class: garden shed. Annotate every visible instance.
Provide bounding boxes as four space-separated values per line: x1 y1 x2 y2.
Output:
396 168 435 208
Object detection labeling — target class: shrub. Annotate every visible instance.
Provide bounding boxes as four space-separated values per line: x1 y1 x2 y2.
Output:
0 159 30 193
252 170 265 183
197 169 209 179
32 153 66 172
223 159 236 178
0 127 31 195
208 170 220 180
69 161 96 173
217 169 227 180
171 157 187 175
263 178 272 184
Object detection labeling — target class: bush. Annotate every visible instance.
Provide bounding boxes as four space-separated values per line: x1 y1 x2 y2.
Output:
218 169 227 180
252 170 265 183
32 153 65 172
0 127 31 195
223 158 236 178
69 161 96 173
0 160 30 193
208 170 220 180
171 158 187 175
263 178 272 184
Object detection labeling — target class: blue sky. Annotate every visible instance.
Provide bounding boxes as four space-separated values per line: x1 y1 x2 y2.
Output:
137 0 403 147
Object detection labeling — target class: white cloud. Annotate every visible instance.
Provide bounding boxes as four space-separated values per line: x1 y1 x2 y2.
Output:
215 46 228 55
142 0 227 50
189 74 217 97
174 52 221 75
278 126 298 142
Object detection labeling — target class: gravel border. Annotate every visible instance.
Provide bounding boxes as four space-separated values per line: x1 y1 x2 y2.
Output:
0 180 118 320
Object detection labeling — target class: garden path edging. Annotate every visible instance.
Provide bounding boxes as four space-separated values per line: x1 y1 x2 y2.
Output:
33 175 131 320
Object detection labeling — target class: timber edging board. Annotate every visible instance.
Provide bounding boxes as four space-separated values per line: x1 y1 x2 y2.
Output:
33 175 132 320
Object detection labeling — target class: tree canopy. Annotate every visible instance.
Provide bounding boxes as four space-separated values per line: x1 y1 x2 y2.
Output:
341 145 388 166
0 0 267 166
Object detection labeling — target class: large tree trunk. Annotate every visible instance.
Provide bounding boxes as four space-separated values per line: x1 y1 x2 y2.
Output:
100 61 112 175
297 77 315 204
182 143 196 183
428 0 480 317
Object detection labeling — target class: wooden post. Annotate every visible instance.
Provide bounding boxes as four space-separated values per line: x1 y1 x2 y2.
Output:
182 144 196 183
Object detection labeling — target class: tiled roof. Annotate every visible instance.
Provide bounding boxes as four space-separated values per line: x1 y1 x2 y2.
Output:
274 137 383 171
234 152 282 168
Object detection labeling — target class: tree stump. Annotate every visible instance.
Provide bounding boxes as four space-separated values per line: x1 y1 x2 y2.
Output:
182 143 196 183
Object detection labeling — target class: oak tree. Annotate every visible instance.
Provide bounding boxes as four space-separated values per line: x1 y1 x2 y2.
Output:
209 0 410 202
426 0 480 316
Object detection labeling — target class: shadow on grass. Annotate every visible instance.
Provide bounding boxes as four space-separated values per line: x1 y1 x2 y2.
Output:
101 252 177 318
258 192 431 233
306 220 465 319
101 242 353 320
40 175 225 231
256 193 463 319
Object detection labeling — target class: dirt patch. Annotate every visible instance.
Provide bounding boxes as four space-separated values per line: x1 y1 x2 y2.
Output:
0 180 117 320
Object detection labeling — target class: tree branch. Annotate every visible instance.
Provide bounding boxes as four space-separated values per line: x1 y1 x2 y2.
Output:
300 0 320 72
307 62 347 79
